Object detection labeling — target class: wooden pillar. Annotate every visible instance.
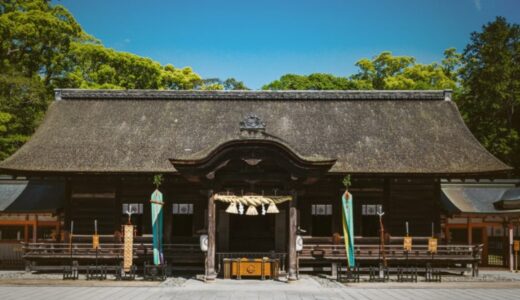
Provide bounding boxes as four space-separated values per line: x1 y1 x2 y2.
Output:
64 178 72 231
164 187 173 244
467 217 472 245
24 215 29 242
33 215 38 243
205 191 217 281
114 178 122 232
508 221 514 271
24 225 29 243
57 213 62 242
444 223 450 244
432 178 441 236
287 190 298 281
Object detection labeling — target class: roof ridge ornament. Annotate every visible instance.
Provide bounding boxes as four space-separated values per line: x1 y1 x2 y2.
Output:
240 114 266 132
444 90 452 101
55 90 62 101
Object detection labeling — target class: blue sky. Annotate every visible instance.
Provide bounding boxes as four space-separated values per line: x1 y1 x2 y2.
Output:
54 0 520 89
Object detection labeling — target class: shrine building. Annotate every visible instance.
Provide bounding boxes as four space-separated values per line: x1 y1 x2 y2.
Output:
0 89 511 280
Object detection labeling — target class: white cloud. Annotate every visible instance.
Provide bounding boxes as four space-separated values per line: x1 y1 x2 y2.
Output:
474 0 482 11
124 38 131 43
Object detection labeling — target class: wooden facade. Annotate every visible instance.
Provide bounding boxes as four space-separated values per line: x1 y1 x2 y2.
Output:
0 90 512 279
61 175 441 243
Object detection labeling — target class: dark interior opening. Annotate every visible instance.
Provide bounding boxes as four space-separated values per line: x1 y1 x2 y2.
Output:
172 214 193 237
311 215 332 236
229 213 275 252
361 216 380 237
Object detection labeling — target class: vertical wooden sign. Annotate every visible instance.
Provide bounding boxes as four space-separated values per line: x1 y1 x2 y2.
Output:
93 219 99 249
428 238 438 253
92 235 99 249
123 225 134 272
403 236 412 252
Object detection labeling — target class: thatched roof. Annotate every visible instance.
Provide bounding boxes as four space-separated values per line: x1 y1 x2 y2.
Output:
0 89 511 175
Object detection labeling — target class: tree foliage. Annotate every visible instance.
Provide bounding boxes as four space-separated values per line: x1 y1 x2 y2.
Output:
0 0 206 160
0 0 91 86
263 73 355 90
263 52 459 91
352 51 459 90
0 72 49 160
457 17 520 171
60 43 202 90
199 77 249 90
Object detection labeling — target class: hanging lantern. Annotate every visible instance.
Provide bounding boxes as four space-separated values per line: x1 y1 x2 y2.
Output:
266 202 279 214
226 202 239 214
246 205 258 216
238 203 244 215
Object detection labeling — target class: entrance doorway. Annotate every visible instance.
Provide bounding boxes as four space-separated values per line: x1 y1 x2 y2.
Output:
229 214 275 252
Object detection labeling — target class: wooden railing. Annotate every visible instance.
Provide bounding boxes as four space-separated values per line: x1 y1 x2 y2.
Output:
300 243 483 265
21 240 483 274
21 242 204 271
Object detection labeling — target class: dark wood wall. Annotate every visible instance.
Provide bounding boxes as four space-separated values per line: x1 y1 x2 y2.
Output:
386 178 440 236
62 174 442 240
67 179 118 234
298 176 441 238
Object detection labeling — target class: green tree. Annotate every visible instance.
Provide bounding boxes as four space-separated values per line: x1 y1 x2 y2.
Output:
198 77 249 90
223 78 249 90
161 64 202 90
0 72 50 160
0 0 209 161
263 52 459 91
351 51 458 90
0 0 91 88
262 73 355 90
457 17 520 172
63 43 164 89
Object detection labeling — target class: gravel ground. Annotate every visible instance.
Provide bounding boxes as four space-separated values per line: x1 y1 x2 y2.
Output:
1 269 519 286
0 270 189 285
301 274 344 288
0 271 63 280
159 276 189 287
332 269 520 283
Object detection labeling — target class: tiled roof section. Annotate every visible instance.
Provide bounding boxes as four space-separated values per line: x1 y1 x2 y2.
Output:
0 179 65 212
56 89 451 101
441 185 520 214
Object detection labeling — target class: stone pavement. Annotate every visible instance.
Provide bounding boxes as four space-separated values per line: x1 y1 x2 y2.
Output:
1 276 520 300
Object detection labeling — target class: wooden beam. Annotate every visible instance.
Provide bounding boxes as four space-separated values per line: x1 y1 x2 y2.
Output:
164 190 172 244
205 191 217 282
64 178 72 232
287 190 298 281
24 224 28 243
114 179 122 232
33 215 38 243
0 220 36 226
